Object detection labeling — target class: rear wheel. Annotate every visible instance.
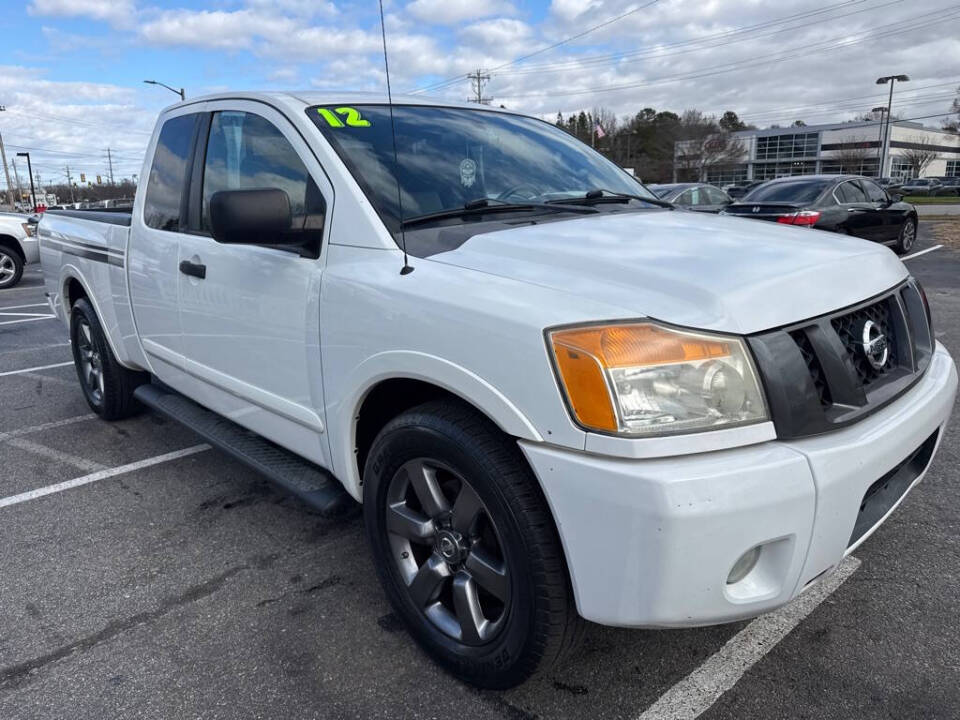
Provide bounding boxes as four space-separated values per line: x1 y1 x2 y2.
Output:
894 217 917 255
70 298 148 419
363 399 581 688
0 247 24 289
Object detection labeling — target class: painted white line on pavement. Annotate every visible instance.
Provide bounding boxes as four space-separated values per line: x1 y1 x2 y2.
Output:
0 444 211 510
6 437 106 473
0 315 55 326
0 361 73 377
0 414 97 442
0 311 54 318
0 303 48 311
901 244 942 261
637 556 861 720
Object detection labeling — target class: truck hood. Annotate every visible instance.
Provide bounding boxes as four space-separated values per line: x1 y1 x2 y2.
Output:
428 210 908 335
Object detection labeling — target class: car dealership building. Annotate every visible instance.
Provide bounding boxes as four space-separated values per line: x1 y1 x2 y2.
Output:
677 120 960 185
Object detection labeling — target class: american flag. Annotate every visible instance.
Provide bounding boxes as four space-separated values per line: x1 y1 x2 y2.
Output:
595 124 606 139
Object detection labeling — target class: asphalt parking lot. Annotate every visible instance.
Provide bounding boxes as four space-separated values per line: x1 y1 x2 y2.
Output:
1 226 958 720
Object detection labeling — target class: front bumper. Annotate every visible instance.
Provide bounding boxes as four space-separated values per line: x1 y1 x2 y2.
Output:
20 236 40 265
522 342 957 628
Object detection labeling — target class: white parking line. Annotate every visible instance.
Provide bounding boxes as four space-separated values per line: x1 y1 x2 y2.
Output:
901 244 943 261
0 414 97 442
637 556 861 720
0 315 55 326
0 303 48 311
0 361 73 377
6 437 106 473
0 444 211 509
0 311 54 318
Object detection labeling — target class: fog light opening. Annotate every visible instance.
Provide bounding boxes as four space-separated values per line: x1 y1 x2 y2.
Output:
727 546 761 585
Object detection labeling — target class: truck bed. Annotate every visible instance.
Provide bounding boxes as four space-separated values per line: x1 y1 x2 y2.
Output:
45 208 132 226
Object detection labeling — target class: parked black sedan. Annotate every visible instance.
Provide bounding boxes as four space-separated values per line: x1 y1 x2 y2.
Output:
721 175 918 254
647 183 733 213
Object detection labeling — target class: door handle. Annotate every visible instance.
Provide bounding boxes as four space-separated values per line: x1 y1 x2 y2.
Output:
179 260 206 279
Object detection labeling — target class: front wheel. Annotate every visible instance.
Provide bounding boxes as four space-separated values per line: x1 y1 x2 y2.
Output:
894 217 917 255
70 298 148 419
0 248 24 289
362 400 581 688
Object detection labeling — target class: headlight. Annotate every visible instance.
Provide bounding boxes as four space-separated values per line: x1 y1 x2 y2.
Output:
548 322 768 436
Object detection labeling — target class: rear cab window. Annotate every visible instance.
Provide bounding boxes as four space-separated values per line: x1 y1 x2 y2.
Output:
143 114 199 231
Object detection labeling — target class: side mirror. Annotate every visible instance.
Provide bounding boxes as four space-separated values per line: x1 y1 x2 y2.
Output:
889 192 904 202
209 188 293 245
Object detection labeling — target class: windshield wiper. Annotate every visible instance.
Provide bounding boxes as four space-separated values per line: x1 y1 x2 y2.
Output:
545 189 675 209
400 198 597 228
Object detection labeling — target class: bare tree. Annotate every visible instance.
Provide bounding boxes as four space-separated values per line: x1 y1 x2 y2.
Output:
828 136 872 175
900 137 939 177
672 112 745 181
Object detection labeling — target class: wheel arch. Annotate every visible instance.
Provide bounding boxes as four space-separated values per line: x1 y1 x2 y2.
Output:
0 234 25 262
333 352 543 501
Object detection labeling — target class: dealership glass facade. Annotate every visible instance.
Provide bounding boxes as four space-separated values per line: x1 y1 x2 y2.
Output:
686 123 959 186
754 132 819 160
704 164 749 185
890 158 914 180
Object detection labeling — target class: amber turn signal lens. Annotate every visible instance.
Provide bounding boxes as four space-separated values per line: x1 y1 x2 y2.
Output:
550 323 736 433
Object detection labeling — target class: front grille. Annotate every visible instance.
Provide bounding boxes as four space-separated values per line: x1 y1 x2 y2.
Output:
831 298 896 387
748 281 934 439
790 329 832 406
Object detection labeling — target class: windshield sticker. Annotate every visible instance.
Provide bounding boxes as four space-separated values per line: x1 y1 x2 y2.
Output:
316 107 371 128
459 158 477 188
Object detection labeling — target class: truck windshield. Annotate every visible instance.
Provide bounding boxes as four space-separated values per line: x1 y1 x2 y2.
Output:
307 104 656 234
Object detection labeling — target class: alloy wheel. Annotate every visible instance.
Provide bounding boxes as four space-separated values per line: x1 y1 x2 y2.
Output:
0 252 15 286
76 318 105 405
385 458 510 646
901 220 916 252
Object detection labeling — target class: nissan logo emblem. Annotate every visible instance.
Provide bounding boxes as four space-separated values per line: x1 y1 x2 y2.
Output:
858 319 889 371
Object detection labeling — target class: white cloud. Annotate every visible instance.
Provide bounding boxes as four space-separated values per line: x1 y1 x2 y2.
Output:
405 0 515 26
28 0 135 26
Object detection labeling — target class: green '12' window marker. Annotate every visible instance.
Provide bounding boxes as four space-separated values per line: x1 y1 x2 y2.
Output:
317 107 371 128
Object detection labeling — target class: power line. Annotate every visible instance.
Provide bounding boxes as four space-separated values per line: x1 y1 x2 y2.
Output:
490 0 661 72
409 0 660 94
493 0 884 76
497 7 960 100
411 0 873 94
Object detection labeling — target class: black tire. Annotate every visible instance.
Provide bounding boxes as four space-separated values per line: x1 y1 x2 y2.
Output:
0 246 24 290
70 298 148 420
363 399 581 689
894 216 917 255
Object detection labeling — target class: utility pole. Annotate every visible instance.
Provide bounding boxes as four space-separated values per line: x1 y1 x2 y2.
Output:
0 105 14 210
467 69 491 105
105 148 115 185
11 158 23 207
0 131 12 210
876 74 909 178
65 166 76 203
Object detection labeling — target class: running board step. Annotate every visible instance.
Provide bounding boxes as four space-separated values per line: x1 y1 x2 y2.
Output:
134 383 355 517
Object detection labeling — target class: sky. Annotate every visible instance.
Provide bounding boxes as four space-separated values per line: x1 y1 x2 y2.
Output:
0 0 958 190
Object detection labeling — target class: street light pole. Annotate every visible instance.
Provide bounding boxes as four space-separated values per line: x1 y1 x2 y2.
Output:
16 152 37 212
876 74 909 178
871 106 887 177
143 80 185 102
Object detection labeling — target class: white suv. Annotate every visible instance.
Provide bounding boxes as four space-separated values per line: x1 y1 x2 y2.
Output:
0 212 39 289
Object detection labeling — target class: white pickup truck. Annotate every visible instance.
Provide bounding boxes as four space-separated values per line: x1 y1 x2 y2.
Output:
40 92 957 688
0 212 39 289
